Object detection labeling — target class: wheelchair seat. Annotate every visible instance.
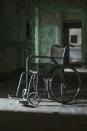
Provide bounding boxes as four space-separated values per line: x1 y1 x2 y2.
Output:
51 44 82 67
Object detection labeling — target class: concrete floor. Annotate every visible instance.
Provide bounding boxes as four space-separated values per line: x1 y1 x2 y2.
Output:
0 98 87 131
1 98 87 115
0 70 87 131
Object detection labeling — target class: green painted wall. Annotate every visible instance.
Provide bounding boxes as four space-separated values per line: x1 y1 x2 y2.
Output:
0 0 87 75
39 7 62 62
35 2 86 63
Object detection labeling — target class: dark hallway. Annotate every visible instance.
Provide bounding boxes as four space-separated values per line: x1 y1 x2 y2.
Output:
0 0 87 130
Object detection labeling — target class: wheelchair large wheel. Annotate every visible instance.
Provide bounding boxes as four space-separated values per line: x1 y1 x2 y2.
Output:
48 65 81 104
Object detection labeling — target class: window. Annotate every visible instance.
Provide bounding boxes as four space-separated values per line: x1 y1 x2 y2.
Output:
69 28 81 46
71 35 78 43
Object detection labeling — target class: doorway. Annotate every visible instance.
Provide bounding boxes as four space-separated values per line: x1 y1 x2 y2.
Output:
63 21 82 63
63 21 82 46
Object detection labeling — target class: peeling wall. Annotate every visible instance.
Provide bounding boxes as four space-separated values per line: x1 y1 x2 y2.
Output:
0 47 17 73
39 7 62 62
0 0 87 75
37 2 85 63
0 0 34 75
